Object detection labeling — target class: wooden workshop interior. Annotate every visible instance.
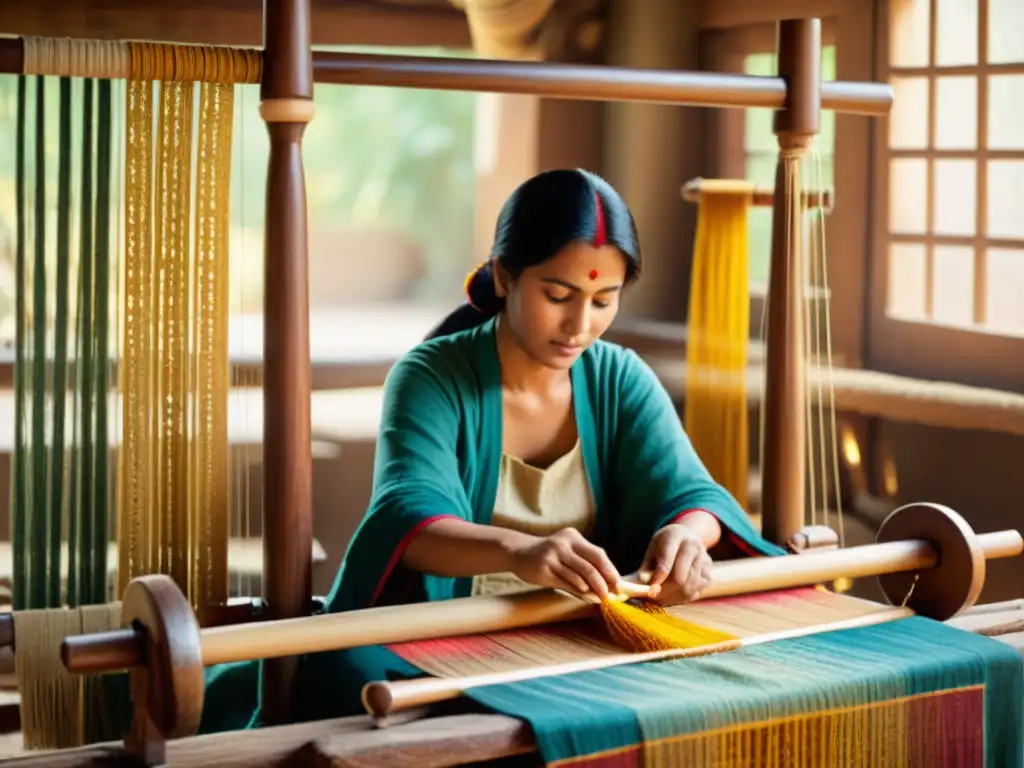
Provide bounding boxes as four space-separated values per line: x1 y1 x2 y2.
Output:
0 0 1022 764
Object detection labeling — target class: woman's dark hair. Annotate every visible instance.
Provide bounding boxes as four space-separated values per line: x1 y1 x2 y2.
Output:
425 168 641 340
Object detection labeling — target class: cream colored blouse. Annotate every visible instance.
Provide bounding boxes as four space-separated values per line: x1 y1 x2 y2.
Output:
472 439 596 596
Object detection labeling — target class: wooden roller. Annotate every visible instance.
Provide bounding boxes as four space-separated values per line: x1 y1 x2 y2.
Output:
47 502 1021 763
61 503 1021 682
361 606 916 720
681 176 834 211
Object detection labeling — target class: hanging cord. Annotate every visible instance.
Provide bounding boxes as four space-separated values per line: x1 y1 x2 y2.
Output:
21 37 262 84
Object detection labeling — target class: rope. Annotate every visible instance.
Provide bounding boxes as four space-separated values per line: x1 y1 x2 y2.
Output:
22 38 130 80
20 38 262 84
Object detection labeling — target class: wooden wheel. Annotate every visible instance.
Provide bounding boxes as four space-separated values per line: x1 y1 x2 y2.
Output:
875 503 986 621
122 574 205 759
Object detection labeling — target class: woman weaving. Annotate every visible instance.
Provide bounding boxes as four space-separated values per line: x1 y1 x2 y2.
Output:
202 168 783 731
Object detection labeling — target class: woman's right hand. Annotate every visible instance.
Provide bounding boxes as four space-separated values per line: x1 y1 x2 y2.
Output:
505 528 622 602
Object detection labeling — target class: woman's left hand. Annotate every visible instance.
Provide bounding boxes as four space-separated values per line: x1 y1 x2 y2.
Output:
638 523 712 603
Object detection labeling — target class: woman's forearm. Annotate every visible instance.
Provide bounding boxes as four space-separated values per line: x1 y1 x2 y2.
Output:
401 517 533 578
670 509 722 549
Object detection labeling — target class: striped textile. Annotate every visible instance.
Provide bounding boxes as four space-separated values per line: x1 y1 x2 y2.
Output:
387 594 1022 767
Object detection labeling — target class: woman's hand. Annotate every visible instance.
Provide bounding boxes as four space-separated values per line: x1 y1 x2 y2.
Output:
638 523 713 603
506 527 622 602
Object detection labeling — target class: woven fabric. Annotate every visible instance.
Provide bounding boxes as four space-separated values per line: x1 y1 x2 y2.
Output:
462 617 1021 767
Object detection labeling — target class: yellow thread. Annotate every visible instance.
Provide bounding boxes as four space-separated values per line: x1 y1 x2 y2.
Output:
118 44 236 625
900 573 921 608
550 686 975 767
684 190 751 511
128 42 262 84
599 599 737 653
13 604 122 749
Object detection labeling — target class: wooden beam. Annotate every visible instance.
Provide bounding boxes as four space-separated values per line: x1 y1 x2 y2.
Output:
0 0 472 49
259 0 316 726
0 711 535 767
696 0 840 30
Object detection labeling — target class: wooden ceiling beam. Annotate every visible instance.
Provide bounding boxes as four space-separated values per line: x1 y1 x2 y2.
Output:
0 0 472 50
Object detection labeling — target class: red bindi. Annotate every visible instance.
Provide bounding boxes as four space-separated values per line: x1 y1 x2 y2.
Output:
588 269 599 281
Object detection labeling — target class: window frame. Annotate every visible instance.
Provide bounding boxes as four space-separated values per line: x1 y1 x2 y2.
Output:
867 0 1024 392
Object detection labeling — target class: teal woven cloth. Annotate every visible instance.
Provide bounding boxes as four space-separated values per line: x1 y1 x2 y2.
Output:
466 617 1022 767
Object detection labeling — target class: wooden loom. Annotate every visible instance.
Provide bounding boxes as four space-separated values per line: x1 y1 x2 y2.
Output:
0 4 1020 767
22 503 1024 767
0 32 327 749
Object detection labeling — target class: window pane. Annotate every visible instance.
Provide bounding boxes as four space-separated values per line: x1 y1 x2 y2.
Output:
743 50 775 154
821 46 837 81
889 77 930 150
746 153 776 284
987 161 1024 239
745 108 777 153
745 52 776 76
934 76 977 150
890 0 931 68
889 158 928 234
820 110 836 153
748 208 773 285
888 243 928 320
932 246 974 326
933 159 976 236
989 0 1024 64
985 249 1024 333
935 0 978 66
746 152 777 185
988 76 1024 150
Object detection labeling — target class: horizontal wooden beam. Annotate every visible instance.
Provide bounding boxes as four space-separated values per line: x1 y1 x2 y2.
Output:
0 600 1020 764
603 321 1024 438
0 710 533 767
696 0 839 30
0 0 472 49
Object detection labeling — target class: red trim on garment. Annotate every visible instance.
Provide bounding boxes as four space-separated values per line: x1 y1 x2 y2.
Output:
369 514 458 606
670 508 760 557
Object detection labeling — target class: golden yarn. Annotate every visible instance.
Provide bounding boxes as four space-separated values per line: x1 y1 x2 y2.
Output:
117 44 240 625
684 190 751 510
599 599 738 653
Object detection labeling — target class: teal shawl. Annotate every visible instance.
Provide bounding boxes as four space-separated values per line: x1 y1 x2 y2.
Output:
201 317 782 732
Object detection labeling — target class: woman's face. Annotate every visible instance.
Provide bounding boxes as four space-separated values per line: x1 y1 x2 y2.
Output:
497 241 629 370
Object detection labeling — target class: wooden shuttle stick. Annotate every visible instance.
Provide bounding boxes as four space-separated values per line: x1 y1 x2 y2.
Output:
60 526 1023 675
681 177 834 211
361 606 914 719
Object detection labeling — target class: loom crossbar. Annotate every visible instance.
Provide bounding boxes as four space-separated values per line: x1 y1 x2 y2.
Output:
0 39 892 115
60 524 1023 675
312 51 892 113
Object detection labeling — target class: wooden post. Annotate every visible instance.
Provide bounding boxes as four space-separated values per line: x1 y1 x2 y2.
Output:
259 0 315 724
759 19 821 547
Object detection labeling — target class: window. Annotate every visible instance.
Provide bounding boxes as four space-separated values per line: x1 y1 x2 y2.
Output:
870 0 1024 388
743 47 837 286
229 46 478 371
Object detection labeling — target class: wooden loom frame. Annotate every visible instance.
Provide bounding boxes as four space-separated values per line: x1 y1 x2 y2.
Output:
8 3 1009 766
